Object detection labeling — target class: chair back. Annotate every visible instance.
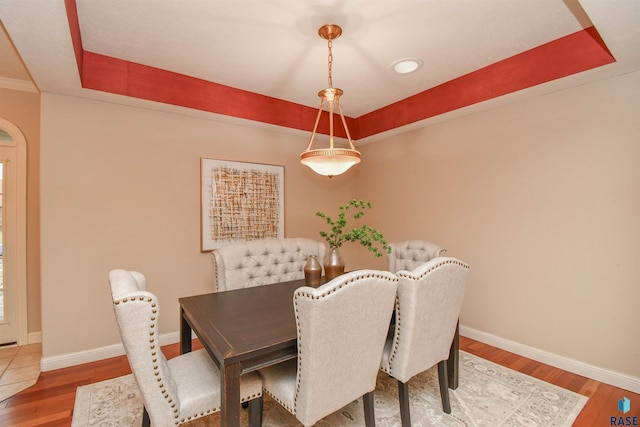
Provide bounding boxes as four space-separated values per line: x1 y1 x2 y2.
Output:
387 239 447 273
108 269 180 425
293 270 398 426
212 237 326 291
382 257 469 383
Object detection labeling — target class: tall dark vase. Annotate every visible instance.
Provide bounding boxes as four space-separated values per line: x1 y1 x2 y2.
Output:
304 255 322 287
324 246 345 281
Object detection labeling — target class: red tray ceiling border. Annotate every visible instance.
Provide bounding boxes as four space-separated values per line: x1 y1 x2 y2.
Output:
64 0 614 141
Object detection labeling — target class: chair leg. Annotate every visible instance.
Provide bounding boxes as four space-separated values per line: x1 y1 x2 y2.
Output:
363 391 376 427
142 406 150 427
397 380 411 427
437 360 452 414
447 319 460 389
248 396 263 427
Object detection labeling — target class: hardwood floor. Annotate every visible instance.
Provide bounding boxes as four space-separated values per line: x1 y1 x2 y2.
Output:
460 337 639 426
0 337 637 426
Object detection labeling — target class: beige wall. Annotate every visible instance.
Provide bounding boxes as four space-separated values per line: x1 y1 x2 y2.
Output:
37 70 639 380
0 87 41 335
39 93 359 357
356 70 640 377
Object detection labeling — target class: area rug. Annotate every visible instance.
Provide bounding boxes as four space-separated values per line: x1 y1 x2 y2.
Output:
71 351 587 427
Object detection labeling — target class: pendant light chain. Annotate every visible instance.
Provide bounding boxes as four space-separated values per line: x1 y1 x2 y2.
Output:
327 38 333 88
300 24 361 178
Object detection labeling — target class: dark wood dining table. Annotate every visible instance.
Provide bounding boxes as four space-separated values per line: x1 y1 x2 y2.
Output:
179 277 460 427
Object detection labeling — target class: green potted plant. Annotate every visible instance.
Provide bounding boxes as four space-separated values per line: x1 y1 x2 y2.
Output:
316 199 391 280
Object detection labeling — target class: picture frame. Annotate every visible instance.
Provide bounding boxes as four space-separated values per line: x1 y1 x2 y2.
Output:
201 158 285 251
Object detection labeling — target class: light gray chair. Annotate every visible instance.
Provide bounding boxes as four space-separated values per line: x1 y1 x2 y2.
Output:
259 270 399 427
212 237 326 291
108 269 263 427
387 239 447 273
380 257 469 426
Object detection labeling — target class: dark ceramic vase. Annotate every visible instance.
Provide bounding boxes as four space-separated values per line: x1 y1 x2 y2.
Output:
304 255 322 286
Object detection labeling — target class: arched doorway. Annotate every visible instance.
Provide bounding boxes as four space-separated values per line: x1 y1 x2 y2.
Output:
0 118 27 346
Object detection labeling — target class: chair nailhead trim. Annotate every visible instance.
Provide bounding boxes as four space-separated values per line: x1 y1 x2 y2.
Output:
292 271 398 411
396 258 469 280
387 294 402 374
295 272 397 300
116 293 263 425
388 258 469 374
264 388 294 414
181 407 222 424
176 395 269 425
113 295 181 420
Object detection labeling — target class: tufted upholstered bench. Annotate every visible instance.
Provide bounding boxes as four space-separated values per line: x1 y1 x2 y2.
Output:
211 237 326 291
387 239 447 273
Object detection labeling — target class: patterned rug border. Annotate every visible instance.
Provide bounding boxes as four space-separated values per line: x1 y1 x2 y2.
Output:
71 351 588 427
451 352 588 426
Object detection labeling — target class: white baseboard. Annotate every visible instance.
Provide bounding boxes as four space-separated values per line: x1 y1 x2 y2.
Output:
28 331 42 344
41 325 640 394
40 331 181 372
460 324 640 394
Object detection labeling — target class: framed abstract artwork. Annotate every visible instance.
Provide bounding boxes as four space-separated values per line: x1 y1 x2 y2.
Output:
201 158 285 251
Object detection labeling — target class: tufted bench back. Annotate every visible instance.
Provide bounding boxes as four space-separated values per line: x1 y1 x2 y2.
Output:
387 240 447 273
212 238 326 291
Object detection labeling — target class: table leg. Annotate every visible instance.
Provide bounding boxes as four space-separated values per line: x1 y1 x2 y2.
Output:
221 362 242 427
180 308 192 354
447 319 459 389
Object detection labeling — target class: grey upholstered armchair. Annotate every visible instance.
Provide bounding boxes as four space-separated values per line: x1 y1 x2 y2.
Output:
211 237 326 291
380 257 469 426
108 269 263 427
259 270 399 427
387 239 447 273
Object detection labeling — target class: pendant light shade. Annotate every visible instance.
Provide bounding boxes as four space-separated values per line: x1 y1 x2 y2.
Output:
300 147 361 177
301 24 360 178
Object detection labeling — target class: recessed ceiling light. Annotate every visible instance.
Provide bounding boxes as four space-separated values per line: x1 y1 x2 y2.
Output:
392 58 423 74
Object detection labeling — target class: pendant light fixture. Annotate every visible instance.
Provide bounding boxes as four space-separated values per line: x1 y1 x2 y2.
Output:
300 24 361 178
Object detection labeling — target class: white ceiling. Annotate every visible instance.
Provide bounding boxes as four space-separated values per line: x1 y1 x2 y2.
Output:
1 0 639 140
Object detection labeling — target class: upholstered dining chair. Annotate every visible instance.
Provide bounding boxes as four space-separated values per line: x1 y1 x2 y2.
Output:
380 257 469 426
387 239 447 273
258 270 399 427
211 237 326 291
108 269 263 427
